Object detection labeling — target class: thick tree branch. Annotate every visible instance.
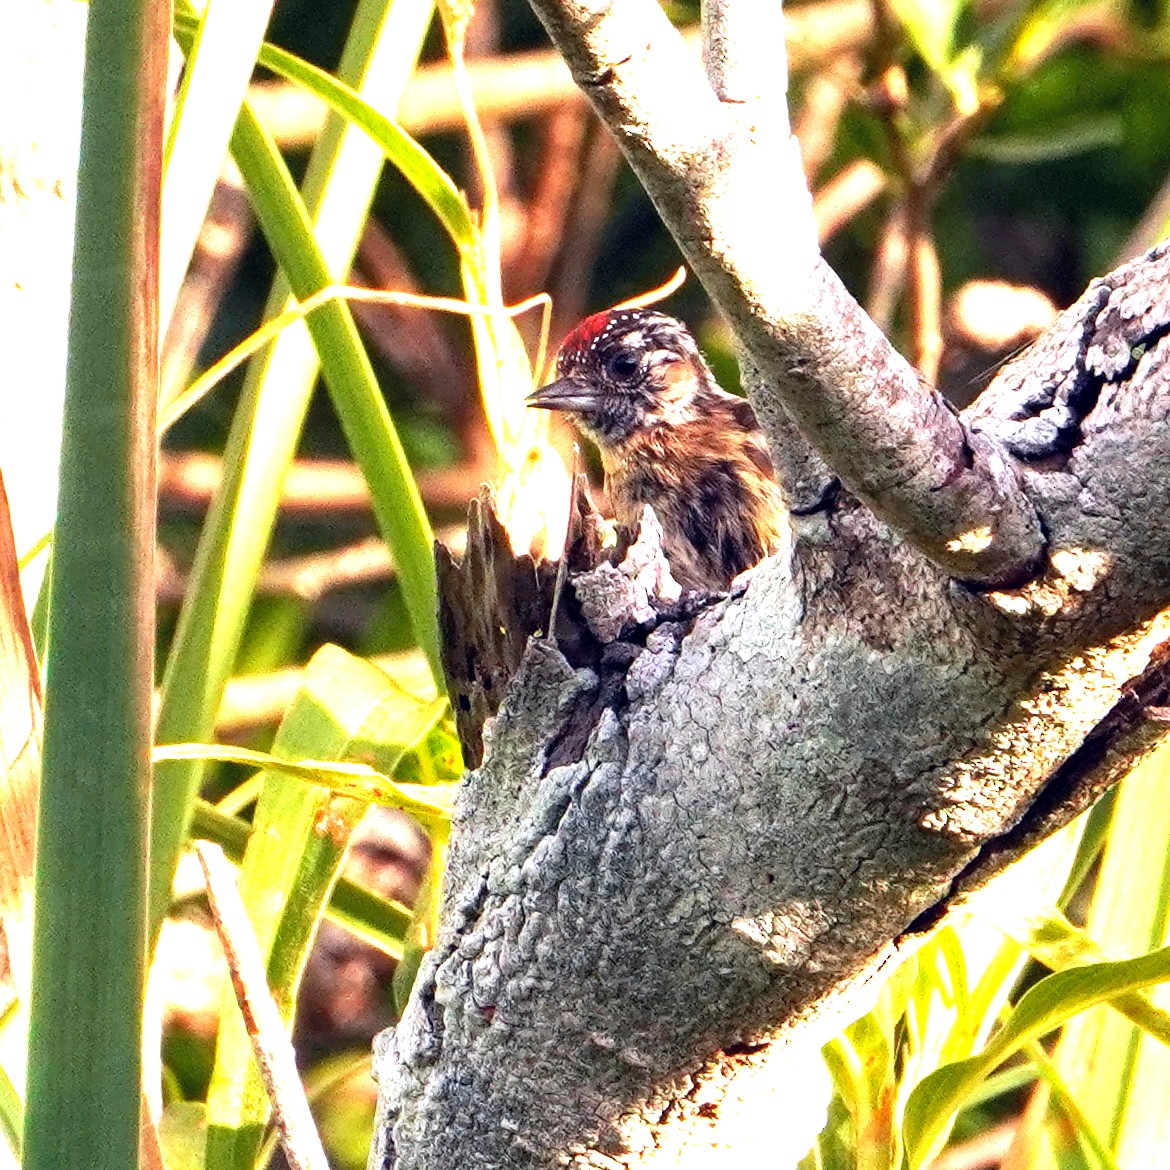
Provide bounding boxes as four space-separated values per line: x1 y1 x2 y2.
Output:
367 0 1170 1164
371 242 1170 1170
526 0 1044 587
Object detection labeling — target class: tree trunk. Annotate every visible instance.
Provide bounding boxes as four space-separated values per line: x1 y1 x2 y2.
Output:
368 2 1170 1166
369 242 1170 1168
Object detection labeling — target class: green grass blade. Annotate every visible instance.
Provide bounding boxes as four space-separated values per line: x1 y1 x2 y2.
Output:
903 942 1170 1167
1025 1040 1120 1170
230 102 441 673
392 825 448 1012
22 1 165 1167
161 0 276 341
962 1062 1037 1109
326 878 410 960
254 1051 373 1170
257 41 474 248
1037 745 1170 1167
822 1019 897 1170
151 0 435 938
191 801 411 958
174 11 473 251
0 1059 21 1160
204 645 432 1170
985 907 1170 1047
156 742 453 826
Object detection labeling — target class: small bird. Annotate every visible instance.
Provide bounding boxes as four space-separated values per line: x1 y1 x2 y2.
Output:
527 308 786 592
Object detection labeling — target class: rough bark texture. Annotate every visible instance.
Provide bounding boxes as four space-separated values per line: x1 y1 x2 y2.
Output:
369 244 1170 1168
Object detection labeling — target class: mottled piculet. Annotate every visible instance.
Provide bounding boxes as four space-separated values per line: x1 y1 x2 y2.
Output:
527 308 786 592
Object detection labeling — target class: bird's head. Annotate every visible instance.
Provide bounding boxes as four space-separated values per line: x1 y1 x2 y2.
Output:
527 309 717 447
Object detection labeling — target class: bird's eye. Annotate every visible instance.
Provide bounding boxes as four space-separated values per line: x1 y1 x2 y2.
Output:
605 350 640 381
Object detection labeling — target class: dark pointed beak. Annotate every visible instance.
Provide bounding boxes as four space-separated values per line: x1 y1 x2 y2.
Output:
526 376 600 414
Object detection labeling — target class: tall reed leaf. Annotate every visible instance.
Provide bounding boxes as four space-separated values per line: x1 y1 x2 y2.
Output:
202 645 447 1170
23 2 166 1168
229 103 439 671
153 0 435 937
161 0 277 340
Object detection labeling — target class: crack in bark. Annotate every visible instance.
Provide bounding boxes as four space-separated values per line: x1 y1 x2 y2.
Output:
941 632 1170 908
967 241 1170 464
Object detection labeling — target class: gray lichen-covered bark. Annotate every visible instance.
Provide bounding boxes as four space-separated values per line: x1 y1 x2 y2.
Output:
369 244 1170 1167
368 0 1170 1161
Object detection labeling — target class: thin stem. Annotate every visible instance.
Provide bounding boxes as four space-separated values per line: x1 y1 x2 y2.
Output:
161 284 551 434
196 844 331 1170
908 215 943 384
